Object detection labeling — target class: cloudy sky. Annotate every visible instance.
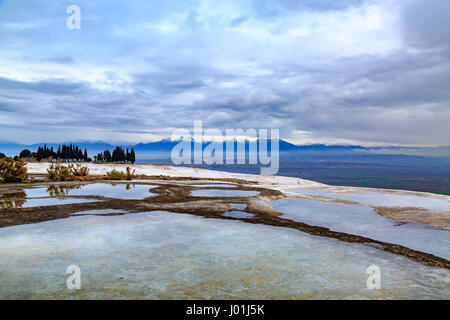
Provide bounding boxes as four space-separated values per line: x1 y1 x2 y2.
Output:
0 0 449 146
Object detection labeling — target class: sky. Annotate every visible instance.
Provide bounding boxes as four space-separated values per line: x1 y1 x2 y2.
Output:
0 0 449 146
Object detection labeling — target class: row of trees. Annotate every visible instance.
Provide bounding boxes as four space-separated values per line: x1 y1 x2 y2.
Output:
2 145 137 163
94 147 135 164
31 144 90 162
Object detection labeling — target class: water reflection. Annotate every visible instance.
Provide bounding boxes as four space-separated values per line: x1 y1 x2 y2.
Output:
61 183 157 200
22 183 157 200
0 199 26 209
46 185 84 197
1 192 26 199
0 183 157 209
0 192 27 208
0 198 98 209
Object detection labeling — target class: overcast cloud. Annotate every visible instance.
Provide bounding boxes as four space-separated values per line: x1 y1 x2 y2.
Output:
0 0 449 146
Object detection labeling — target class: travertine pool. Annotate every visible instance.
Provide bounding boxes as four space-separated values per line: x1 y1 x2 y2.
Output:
0 211 448 299
273 197 450 260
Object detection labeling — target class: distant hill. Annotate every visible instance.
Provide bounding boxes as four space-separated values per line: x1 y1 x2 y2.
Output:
1 139 449 159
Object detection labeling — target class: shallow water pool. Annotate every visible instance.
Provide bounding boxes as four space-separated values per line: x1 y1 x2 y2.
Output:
24 183 158 200
273 197 450 259
222 211 254 219
293 189 450 211
230 203 247 210
0 198 98 209
190 184 237 188
191 189 259 197
0 211 448 299
71 209 127 215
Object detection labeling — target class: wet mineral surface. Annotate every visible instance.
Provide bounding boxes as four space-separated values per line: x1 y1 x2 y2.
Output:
0 178 449 299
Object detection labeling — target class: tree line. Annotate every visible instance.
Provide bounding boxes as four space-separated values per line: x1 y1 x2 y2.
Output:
13 144 136 163
32 144 90 162
94 147 135 164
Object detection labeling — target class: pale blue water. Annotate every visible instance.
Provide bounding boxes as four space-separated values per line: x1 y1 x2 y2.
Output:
230 203 247 210
0 211 448 299
273 197 450 260
24 183 158 200
191 189 259 197
223 211 254 219
0 198 98 208
294 189 450 211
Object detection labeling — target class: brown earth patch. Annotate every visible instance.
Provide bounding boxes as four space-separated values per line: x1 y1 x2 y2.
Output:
373 206 450 230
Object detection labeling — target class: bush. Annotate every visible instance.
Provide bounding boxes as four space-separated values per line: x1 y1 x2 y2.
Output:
46 163 76 181
106 167 136 180
57 165 74 181
71 164 90 176
0 153 6 159
0 157 28 183
106 169 126 180
46 163 90 181
125 166 136 180
46 163 59 181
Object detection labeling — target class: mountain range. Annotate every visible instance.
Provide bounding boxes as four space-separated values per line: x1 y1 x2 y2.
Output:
1 139 449 160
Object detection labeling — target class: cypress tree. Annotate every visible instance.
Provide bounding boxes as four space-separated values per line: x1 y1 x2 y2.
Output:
130 148 136 164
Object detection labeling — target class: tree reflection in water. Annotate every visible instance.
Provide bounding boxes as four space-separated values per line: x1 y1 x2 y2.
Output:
0 192 26 208
46 185 84 197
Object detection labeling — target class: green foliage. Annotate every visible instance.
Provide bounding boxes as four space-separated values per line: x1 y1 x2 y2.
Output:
95 147 136 163
47 164 74 181
36 145 56 161
71 164 90 176
125 166 136 180
46 163 89 181
106 169 126 180
0 153 5 159
56 165 74 181
0 157 28 183
46 163 59 181
105 167 136 180
19 149 32 158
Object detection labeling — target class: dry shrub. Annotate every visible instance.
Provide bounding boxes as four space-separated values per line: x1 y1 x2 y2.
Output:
0 157 28 183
